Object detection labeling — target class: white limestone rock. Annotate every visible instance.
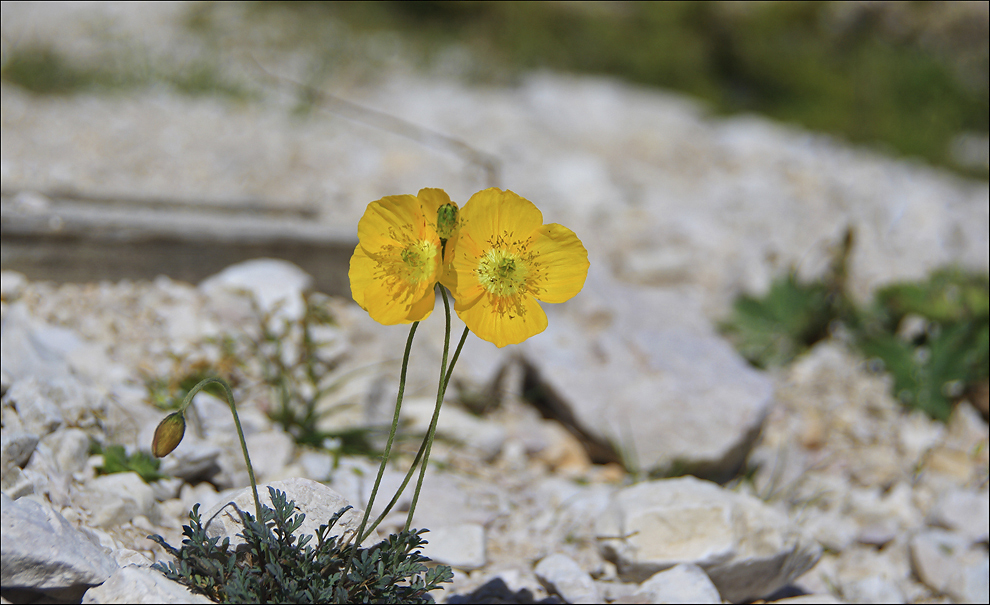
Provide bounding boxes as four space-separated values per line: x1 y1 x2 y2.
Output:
1 493 118 599
199 258 312 324
1 432 39 470
596 476 821 603
840 575 905 604
534 553 601 604
77 471 157 528
420 523 487 571
81 566 214 604
2 377 64 437
400 396 507 461
0 271 28 301
521 265 774 480
926 487 990 543
633 563 722 604
909 528 987 600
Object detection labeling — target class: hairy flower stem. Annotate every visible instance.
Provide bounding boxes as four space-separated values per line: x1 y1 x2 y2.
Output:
358 323 469 542
405 286 457 532
352 321 419 552
180 378 262 520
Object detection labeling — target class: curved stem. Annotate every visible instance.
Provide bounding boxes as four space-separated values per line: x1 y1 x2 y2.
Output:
359 431 428 542
358 324 468 541
180 377 261 521
404 287 454 532
352 321 419 550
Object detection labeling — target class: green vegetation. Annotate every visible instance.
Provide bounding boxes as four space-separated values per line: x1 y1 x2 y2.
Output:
0 42 250 99
145 292 390 463
858 270 989 421
722 242 989 421
150 487 452 603
93 442 167 484
4 3 984 176
147 364 234 412
279 1 988 178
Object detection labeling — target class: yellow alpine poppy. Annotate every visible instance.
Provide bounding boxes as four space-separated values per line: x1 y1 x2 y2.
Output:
349 188 457 325
441 188 589 347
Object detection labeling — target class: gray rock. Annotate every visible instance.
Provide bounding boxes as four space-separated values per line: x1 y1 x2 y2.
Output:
926 488 990 543
0 304 85 386
400 396 507 460
596 476 821 602
41 427 91 476
199 258 312 323
77 471 157 528
2 377 64 437
522 265 773 480
81 566 214 604
534 553 602 604
957 556 990 605
770 596 845 604
420 523 487 570
447 576 563 604
840 575 904 604
633 563 722 604
1 493 117 600
909 528 982 597
157 437 222 484
243 430 296 482
1 432 39 469
201 477 378 549
1 466 38 499
0 270 28 301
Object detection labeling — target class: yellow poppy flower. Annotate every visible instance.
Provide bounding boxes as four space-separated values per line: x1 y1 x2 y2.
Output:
349 188 456 325
441 188 589 347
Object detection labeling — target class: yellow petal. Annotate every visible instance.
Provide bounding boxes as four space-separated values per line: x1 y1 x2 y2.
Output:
357 195 424 248
355 248 436 325
460 188 544 252
443 229 485 299
416 188 452 219
349 244 370 310
456 292 548 348
404 285 437 322
349 193 443 325
528 223 590 303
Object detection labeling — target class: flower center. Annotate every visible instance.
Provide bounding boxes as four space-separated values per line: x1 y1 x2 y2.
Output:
399 240 439 284
477 249 529 297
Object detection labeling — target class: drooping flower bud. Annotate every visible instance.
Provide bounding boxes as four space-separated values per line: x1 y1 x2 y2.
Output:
152 411 186 457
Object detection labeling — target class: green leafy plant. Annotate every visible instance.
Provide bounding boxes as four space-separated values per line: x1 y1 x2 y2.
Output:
857 269 989 421
245 293 378 457
722 255 989 421
149 488 451 604
149 377 453 603
144 292 383 461
92 442 167 484
721 228 854 369
720 272 837 369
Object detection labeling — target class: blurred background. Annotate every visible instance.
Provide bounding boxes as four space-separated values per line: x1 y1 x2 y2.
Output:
3 2 988 175
2 6 988 601
2 1 988 420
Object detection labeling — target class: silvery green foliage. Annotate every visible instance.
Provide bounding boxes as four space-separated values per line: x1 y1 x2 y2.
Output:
149 487 452 604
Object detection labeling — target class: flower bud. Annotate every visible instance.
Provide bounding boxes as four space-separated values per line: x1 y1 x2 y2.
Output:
437 203 459 244
152 411 186 457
